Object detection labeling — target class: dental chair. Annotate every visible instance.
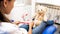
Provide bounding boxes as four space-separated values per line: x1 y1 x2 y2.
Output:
42 20 58 34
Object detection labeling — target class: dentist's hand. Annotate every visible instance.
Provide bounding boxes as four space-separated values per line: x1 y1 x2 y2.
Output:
13 21 20 25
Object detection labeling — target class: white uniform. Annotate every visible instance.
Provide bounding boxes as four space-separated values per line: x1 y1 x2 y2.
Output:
0 22 27 34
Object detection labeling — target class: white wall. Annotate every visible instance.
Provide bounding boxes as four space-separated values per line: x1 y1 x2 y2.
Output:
9 0 32 21
36 0 60 6
9 0 60 21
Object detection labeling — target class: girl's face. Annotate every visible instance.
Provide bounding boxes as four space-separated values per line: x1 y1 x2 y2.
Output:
3 0 15 14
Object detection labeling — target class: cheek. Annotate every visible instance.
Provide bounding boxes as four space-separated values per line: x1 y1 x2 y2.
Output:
10 2 14 10
9 2 14 11
6 3 14 14
5 1 15 14
11 3 14 8
12 1 15 7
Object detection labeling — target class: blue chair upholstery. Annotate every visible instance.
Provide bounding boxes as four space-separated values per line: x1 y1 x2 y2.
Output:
42 25 57 34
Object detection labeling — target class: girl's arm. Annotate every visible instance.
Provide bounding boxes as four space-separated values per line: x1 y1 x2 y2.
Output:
28 22 34 34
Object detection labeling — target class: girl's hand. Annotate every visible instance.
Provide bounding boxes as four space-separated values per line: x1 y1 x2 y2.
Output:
29 21 34 28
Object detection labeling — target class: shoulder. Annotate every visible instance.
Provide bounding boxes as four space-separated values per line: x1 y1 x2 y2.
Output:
0 22 18 32
0 22 28 34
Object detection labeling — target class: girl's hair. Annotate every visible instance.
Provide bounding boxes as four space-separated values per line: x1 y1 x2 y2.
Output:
0 0 11 22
